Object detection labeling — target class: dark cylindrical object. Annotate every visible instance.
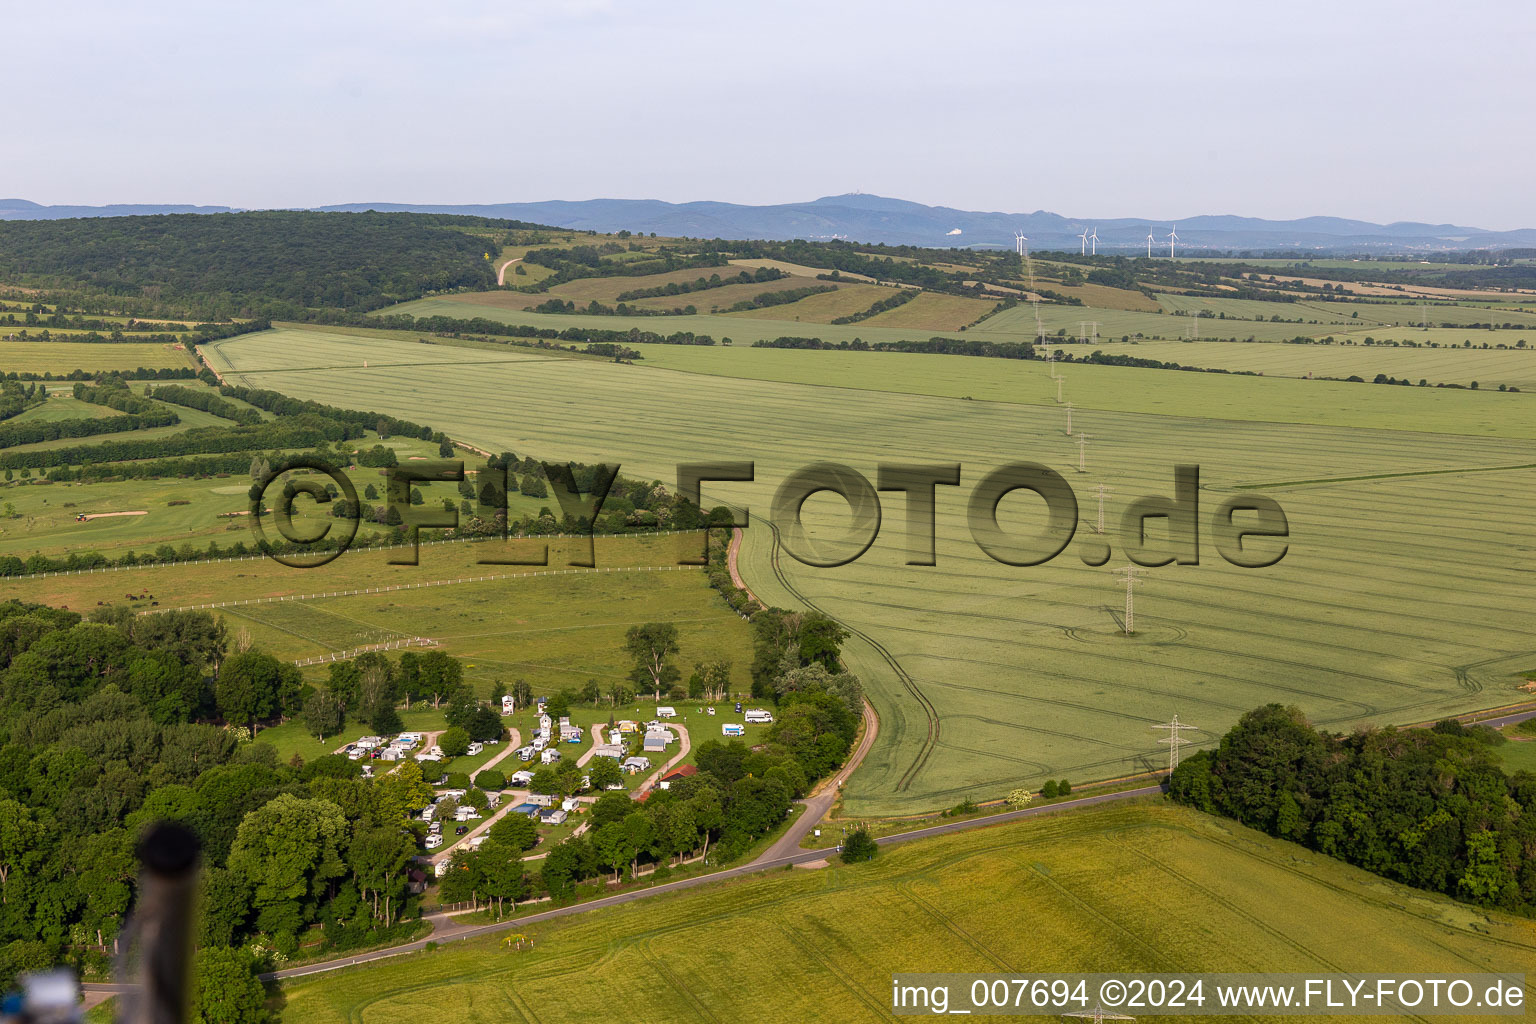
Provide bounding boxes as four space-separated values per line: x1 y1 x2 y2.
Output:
120 823 200 1024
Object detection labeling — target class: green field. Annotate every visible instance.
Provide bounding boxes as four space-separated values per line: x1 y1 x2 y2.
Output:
6 395 123 423
402 288 1536 352
1089 340 1536 391
207 326 1536 816
1 531 754 700
0 421 535 560
0 340 194 372
276 801 1536 1023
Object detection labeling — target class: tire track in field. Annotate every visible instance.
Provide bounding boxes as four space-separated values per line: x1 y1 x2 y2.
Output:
759 512 940 793
896 882 1013 969
1126 843 1434 1024
639 941 720 1024
773 922 892 1021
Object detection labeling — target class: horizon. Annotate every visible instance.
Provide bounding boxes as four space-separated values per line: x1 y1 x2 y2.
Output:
8 0 1534 229
4 192 1532 237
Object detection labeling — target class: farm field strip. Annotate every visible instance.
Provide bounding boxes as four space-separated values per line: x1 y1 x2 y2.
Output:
0 340 194 372
214 327 1536 814
384 291 1536 354
1076 339 1536 390
597 343 1533 439
275 803 1536 1024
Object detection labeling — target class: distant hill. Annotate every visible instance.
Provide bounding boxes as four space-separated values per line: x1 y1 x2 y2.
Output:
6 194 1535 252
0 198 237 220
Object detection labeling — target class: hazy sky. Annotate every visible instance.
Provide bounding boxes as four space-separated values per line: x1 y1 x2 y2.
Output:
11 0 1534 227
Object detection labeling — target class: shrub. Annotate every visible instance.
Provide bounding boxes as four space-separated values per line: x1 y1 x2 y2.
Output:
840 828 877 864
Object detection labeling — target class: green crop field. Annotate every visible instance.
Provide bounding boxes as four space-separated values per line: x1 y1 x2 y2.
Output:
1086 340 1536 391
207 325 1536 816
276 801 1536 1024
0 340 193 372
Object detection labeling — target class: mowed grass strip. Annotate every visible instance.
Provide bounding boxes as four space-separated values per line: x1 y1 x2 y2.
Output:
212 326 1536 815
276 802 1536 1024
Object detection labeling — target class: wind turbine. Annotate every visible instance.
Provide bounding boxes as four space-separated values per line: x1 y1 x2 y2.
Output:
1089 227 1099 256
1014 231 1028 257
1078 228 1090 255
1167 225 1180 258
1145 227 1155 258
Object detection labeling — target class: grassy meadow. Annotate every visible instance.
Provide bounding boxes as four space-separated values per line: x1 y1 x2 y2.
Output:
211 326 1536 816
2 531 754 701
275 801 1536 1023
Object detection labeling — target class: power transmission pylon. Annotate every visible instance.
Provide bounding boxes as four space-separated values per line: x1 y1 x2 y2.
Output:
1064 401 1074 436
1046 350 1057 379
1062 1008 1136 1024
1056 376 1064 404
1076 433 1090 473
1092 483 1111 534
1152 714 1199 772
1111 563 1146 634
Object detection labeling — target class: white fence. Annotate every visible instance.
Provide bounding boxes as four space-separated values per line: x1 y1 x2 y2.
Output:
294 636 438 667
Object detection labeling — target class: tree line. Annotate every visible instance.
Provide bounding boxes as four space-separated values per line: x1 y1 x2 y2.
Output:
753 335 1037 359
144 385 262 426
830 287 916 324
613 267 786 301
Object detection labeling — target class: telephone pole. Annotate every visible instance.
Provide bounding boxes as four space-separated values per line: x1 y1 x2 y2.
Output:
1092 483 1111 534
1076 433 1090 473
1111 564 1146 634
1152 714 1199 773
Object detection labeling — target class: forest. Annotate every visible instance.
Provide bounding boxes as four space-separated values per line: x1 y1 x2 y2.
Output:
0 593 862 1015
0 213 528 318
1170 705 1536 913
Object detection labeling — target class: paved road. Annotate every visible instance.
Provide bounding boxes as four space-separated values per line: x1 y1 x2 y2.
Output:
758 699 879 863
727 526 759 605
425 729 527 865
574 723 605 767
256 782 1165 981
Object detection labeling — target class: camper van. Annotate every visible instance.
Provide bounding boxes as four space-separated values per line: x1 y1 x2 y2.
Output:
722 723 745 737
744 709 774 725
